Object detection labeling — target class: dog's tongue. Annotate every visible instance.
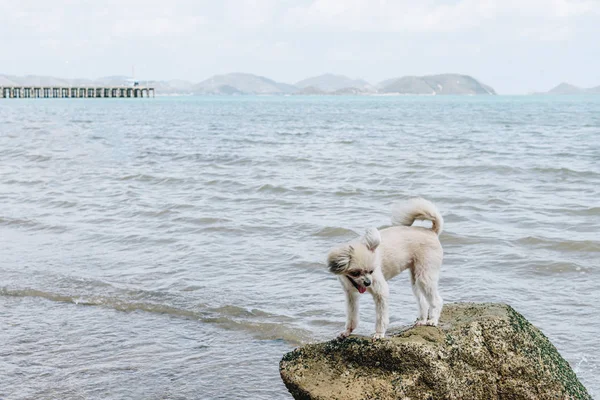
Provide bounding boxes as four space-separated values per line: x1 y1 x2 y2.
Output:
358 286 367 294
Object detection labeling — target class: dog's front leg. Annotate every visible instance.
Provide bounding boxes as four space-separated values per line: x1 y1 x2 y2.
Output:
338 290 360 340
372 280 390 339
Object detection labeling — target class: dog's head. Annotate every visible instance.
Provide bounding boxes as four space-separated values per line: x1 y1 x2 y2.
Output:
327 228 381 294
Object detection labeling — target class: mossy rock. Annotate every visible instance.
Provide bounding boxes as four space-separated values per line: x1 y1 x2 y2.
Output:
280 303 591 400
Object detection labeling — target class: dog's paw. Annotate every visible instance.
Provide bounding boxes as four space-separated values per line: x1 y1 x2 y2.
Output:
337 330 352 340
414 320 427 326
372 332 385 340
425 320 438 327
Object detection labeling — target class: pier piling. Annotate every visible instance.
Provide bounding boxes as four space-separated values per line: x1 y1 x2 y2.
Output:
0 86 155 99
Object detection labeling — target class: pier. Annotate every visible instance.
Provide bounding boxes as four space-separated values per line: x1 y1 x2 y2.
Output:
0 86 155 99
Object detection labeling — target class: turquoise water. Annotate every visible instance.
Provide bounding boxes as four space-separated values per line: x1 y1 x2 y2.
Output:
1 95 599 398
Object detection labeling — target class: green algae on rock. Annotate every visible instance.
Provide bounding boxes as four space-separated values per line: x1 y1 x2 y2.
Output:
279 303 591 400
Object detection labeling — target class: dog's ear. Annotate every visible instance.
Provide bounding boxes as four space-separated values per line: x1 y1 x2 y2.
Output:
363 228 381 252
327 245 353 274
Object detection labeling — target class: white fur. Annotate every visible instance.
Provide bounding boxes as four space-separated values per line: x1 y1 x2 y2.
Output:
392 197 443 235
327 198 444 340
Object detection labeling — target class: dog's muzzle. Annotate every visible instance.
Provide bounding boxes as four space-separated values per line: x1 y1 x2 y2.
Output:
347 276 367 294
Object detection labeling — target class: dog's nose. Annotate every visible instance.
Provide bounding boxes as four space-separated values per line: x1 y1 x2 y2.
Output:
363 278 371 287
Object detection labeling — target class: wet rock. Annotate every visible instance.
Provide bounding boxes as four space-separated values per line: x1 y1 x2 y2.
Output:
280 303 591 400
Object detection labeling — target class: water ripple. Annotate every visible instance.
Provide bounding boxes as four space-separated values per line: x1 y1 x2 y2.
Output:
0 95 598 398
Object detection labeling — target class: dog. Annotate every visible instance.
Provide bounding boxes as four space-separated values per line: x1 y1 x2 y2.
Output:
327 198 444 340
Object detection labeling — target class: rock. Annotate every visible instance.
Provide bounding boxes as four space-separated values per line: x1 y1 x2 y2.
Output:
279 303 591 400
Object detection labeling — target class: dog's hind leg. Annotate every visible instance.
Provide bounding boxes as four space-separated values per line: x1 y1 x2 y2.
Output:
423 280 443 326
410 269 429 326
412 285 429 326
413 262 443 326
338 290 360 340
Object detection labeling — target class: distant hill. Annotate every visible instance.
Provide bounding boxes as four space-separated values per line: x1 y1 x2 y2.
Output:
332 87 377 95
193 73 297 95
539 82 600 95
1 72 498 96
0 75 17 86
547 83 585 94
378 74 496 95
378 76 436 95
95 75 132 86
0 73 92 87
294 86 328 95
94 76 194 94
0 74 195 94
143 79 195 95
2 74 72 86
295 73 373 92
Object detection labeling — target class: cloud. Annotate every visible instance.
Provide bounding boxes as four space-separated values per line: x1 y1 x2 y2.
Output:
221 0 282 29
3 0 598 39
112 16 205 37
282 0 600 34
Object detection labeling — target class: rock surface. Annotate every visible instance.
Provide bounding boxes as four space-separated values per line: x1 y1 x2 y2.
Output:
280 303 591 400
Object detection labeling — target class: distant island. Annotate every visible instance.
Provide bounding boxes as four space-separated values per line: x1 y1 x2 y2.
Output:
192 73 496 96
0 72 496 96
533 82 600 95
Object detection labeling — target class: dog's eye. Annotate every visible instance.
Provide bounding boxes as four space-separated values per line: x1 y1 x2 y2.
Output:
350 271 361 277
369 270 374 274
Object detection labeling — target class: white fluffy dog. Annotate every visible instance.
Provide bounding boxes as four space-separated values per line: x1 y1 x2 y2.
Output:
327 198 444 340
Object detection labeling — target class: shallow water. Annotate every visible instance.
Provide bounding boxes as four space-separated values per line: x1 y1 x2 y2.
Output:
1 95 599 399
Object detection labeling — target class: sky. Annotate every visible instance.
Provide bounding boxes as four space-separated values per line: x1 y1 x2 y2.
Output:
0 0 599 94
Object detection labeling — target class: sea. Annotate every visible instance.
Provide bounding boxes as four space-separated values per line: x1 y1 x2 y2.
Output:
0 95 598 399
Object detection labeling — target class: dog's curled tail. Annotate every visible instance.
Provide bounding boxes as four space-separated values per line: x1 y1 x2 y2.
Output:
391 198 444 235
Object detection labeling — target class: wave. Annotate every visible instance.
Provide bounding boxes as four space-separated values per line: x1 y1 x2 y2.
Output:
116 174 188 185
203 178 243 186
313 226 357 238
3 179 45 186
131 209 178 218
556 206 600 217
515 236 600 253
0 216 68 233
529 166 600 178
333 188 365 197
527 261 590 275
172 216 231 226
0 287 312 345
440 232 483 245
45 200 78 209
256 183 291 193
25 154 52 162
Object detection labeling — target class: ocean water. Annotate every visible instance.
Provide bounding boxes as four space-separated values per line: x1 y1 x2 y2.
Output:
0 95 598 399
